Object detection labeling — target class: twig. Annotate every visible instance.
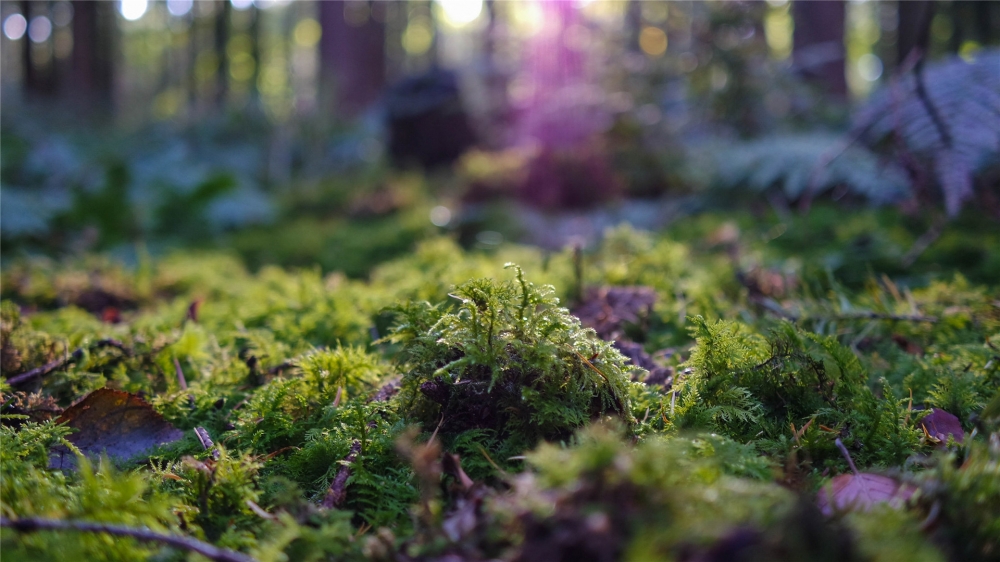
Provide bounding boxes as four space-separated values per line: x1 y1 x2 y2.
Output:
901 216 945 267
321 440 361 509
95 338 131 356
0 516 257 562
174 357 195 408
428 413 446 445
245 500 276 521
266 361 294 376
834 438 859 476
173 358 189 391
5 349 84 387
834 311 936 323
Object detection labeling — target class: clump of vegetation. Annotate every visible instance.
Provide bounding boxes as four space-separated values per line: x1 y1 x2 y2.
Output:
676 317 923 468
388 264 637 454
2 208 999 561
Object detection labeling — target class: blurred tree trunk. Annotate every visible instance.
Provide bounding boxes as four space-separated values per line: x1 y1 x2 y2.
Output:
792 0 847 98
68 0 115 110
22 1 57 97
249 8 261 99
945 1 1000 54
214 0 231 105
319 0 386 118
897 0 932 63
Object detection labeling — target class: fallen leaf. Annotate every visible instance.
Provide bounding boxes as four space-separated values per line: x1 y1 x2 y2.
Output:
49 388 184 470
573 286 656 340
921 408 964 448
613 340 673 386
891 334 924 356
816 473 915 516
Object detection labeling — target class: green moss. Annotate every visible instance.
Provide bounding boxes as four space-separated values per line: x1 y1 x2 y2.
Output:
388 264 637 451
2 207 998 561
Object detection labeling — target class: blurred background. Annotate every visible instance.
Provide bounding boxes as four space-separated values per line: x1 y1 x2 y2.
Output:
2 0 999 278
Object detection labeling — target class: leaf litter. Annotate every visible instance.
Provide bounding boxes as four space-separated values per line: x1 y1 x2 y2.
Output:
48 388 184 470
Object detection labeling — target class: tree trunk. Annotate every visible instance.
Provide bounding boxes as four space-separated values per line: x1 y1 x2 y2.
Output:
792 0 847 99
897 0 933 63
214 0 231 106
319 0 386 118
69 0 115 111
21 1 59 97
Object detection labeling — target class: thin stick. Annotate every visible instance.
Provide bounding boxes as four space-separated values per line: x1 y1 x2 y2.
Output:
0 516 257 562
5 349 84 387
321 440 361 509
834 438 860 476
266 361 294 376
173 358 189 391
427 413 446 445
901 217 945 268
174 357 195 408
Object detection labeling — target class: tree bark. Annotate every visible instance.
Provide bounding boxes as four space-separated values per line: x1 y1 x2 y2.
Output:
792 0 847 99
214 0 231 106
21 1 58 97
897 0 933 63
70 0 116 111
319 0 386 118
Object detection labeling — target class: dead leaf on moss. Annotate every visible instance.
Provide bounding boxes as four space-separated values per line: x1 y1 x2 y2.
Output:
816 473 915 516
573 286 656 340
48 388 184 470
921 408 964 448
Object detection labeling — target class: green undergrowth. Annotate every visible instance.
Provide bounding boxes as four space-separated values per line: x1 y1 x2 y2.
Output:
2 211 999 561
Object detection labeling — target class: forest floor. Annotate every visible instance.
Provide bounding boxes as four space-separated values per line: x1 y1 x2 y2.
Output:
1 203 999 562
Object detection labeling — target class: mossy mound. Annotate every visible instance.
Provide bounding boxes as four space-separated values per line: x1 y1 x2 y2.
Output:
388 265 637 451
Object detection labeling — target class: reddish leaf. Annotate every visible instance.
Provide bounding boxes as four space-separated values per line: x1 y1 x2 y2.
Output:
573 286 656 340
891 334 924 356
816 473 915 516
49 388 184 470
921 408 964 448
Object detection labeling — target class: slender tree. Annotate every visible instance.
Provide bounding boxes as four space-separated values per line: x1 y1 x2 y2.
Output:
897 0 933 64
319 0 386 117
69 0 116 111
792 0 847 98
214 0 231 106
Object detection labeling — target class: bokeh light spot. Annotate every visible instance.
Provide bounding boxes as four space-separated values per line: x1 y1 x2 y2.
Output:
167 0 193 17
120 0 148 22
293 18 321 48
344 1 370 27
402 18 433 55
959 40 981 62
639 26 667 57
435 0 483 28
857 53 883 82
3 14 27 40
430 206 452 227
229 52 255 82
52 2 74 27
28 16 52 43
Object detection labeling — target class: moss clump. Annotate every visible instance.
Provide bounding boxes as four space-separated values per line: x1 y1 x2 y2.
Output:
388 264 636 451
676 317 923 468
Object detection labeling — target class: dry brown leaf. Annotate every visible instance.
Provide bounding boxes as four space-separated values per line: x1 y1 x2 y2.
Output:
816 473 915 516
921 408 964 448
48 388 184 470
573 286 656 340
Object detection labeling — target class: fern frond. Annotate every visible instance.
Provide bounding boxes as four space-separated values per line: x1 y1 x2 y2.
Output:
856 49 1000 215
